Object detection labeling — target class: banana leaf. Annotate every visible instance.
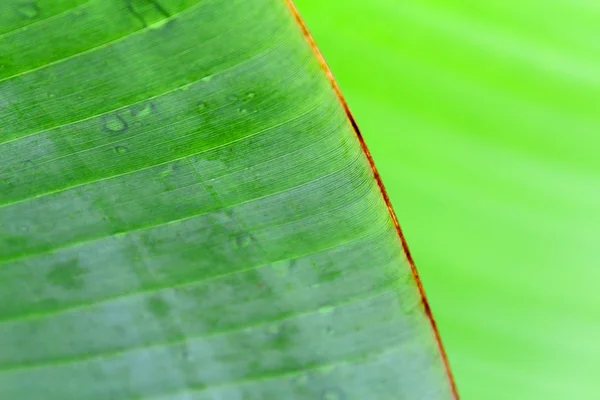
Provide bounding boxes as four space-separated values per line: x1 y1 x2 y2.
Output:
0 0 456 398
296 0 600 398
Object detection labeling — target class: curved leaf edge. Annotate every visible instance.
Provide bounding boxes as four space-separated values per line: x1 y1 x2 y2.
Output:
285 0 459 397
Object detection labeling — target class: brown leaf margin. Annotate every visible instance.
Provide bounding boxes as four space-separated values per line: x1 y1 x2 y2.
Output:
284 0 459 397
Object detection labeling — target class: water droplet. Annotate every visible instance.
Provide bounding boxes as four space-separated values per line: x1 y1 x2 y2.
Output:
180 346 192 360
114 145 128 154
46 259 84 290
113 325 126 336
294 373 309 386
23 160 34 168
235 232 252 248
227 94 239 102
103 115 128 133
147 296 170 318
321 388 345 400
267 324 280 336
273 262 290 277
224 209 235 219
318 305 334 314
321 364 335 373
245 92 256 99
17 2 39 19
237 108 248 115
2 178 13 189
73 8 85 18
197 101 208 111
130 103 153 118
160 166 174 178
149 18 169 30
289 259 298 270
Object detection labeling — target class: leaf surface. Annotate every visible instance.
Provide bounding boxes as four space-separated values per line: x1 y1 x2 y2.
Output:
0 0 455 398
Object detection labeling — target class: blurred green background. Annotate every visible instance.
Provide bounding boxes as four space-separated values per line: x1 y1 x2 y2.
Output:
295 0 600 398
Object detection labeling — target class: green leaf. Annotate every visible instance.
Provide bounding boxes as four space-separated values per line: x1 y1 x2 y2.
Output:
296 1 600 398
0 0 455 398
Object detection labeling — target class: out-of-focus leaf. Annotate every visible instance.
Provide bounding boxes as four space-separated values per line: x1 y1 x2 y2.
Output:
295 0 600 398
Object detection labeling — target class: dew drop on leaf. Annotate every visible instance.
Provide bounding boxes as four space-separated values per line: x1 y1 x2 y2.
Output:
267 324 281 336
294 373 309 386
104 115 128 133
321 388 346 400
235 232 252 248
147 296 170 318
289 259 298 270
197 101 208 111
273 260 291 277
318 305 334 314
2 177 13 189
160 166 174 178
17 2 38 19
46 259 84 291
130 103 153 118
112 325 126 337
72 8 85 18
180 346 192 361
114 145 128 154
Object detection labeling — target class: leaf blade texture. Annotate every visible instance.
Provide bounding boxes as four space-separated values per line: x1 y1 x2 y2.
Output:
0 0 455 398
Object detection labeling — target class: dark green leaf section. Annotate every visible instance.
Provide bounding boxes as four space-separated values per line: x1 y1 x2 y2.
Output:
0 0 88 36
0 0 200 78
0 0 452 398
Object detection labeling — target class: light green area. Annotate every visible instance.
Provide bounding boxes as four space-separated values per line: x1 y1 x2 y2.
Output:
295 0 600 398
0 0 453 399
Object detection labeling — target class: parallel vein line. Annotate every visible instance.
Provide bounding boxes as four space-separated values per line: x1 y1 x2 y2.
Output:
0 0 205 85
0 0 95 42
112 114 340 210
6 1 267 124
0 198 383 327
146 343 406 400
0 270 396 372
0 149 365 266
0 91 317 210
0 43 302 177
0 27 278 148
